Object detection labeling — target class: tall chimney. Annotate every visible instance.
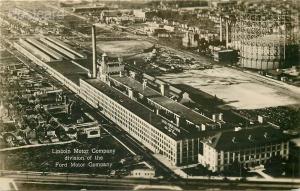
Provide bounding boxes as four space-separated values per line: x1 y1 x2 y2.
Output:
92 25 97 78
219 17 222 42
225 19 229 48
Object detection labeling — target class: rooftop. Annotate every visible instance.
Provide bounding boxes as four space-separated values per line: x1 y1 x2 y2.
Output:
84 78 201 140
46 61 89 85
111 75 214 126
111 76 161 98
206 126 290 151
150 96 213 125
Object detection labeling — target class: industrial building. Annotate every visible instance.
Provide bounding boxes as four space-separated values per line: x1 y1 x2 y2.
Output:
45 37 86 59
72 6 107 13
209 0 237 8
14 25 291 170
26 38 64 61
14 36 89 94
199 126 290 172
79 33 219 165
231 12 298 70
14 36 86 62
18 39 54 62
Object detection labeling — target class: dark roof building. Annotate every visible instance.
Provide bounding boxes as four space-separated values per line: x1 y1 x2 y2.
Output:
198 125 291 172
206 126 291 151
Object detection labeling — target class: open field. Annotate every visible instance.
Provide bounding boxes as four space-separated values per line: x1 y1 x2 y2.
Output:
97 40 153 57
159 67 300 110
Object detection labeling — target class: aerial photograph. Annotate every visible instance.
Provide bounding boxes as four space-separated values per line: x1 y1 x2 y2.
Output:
0 0 299 190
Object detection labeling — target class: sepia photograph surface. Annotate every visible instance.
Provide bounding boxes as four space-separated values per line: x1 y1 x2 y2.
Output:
0 0 299 190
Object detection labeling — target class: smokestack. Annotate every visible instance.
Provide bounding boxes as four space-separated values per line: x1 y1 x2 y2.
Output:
225 20 229 49
92 25 97 78
219 17 222 42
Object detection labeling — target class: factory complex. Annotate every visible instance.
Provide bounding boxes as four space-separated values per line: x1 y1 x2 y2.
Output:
13 26 291 172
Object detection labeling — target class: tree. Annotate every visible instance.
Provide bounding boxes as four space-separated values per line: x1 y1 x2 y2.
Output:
198 38 209 52
265 155 285 176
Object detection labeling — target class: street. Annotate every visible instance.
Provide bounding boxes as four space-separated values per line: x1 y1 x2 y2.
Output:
2 171 299 190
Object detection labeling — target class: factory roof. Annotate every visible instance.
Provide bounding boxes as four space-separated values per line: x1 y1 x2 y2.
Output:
205 126 290 151
111 75 214 126
143 73 155 81
73 6 107 12
169 86 182 95
45 37 86 59
84 79 200 140
46 61 88 85
111 76 161 98
72 53 94 71
149 96 213 125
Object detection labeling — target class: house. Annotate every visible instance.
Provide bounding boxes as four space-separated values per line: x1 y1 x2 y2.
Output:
130 168 155 179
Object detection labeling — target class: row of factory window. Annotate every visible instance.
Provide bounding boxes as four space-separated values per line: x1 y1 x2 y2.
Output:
218 143 287 159
219 149 288 165
80 82 177 163
217 143 288 162
177 140 199 164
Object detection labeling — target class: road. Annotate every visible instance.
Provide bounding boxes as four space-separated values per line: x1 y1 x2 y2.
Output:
2 172 299 190
0 140 76 152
